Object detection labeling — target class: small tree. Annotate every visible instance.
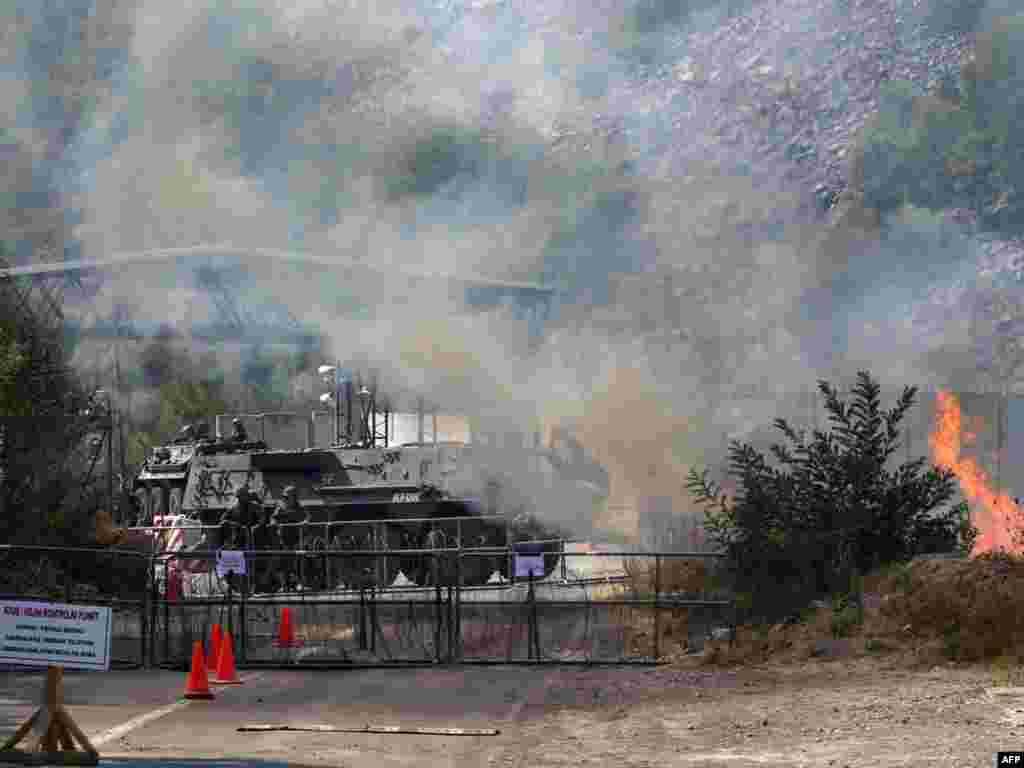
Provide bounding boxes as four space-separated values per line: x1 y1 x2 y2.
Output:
687 371 976 622
0 319 28 418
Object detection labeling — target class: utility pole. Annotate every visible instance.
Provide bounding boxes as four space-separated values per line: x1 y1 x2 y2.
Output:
107 394 114 522
95 389 114 520
335 366 341 445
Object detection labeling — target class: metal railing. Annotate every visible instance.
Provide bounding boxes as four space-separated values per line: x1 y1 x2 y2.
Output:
148 548 732 668
123 514 514 552
0 544 735 669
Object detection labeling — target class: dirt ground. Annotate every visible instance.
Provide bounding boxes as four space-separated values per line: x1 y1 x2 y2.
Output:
0 556 1012 766
482 658 1014 768
89 656 1016 768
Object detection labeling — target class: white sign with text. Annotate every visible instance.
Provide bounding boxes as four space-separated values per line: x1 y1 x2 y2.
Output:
0 601 112 671
216 549 247 577
514 555 545 578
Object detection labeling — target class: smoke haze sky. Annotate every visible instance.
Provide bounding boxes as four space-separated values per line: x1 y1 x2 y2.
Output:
2 0 1019 533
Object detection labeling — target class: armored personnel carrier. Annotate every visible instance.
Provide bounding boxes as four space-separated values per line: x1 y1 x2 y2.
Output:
125 391 606 594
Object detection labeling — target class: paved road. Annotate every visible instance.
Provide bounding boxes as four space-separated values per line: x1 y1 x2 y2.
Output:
0 665 606 767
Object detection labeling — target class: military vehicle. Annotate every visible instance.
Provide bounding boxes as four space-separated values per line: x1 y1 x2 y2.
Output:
123 387 607 595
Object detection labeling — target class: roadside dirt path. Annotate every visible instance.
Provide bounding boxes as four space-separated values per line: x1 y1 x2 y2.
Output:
481 659 1011 768
91 658 1018 767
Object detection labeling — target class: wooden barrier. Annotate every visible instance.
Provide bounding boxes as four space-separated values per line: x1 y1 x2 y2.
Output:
0 666 99 766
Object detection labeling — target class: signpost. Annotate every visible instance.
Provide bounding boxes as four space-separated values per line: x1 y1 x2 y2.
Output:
0 601 112 671
0 600 112 765
216 552 246 655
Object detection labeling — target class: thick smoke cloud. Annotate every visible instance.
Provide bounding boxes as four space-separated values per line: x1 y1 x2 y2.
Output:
5 0 1020 538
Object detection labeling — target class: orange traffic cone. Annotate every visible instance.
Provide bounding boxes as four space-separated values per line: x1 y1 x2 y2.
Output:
207 623 222 672
212 630 242 685
183 640 215 700
272 607 303 648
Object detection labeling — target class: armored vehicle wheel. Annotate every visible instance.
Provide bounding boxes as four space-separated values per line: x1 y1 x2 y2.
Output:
134 488 150 526
150 486 167 521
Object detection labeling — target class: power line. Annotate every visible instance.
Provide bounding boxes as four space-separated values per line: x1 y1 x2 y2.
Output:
0 244 556 293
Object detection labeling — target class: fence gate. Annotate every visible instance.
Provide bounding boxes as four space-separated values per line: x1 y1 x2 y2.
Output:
151 551 458 668
147 548 734 668
457 551 734 663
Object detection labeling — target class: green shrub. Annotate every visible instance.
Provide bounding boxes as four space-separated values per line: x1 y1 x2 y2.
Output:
855 14 1024 235
864 637 884 654
943 622 962 660
831 602 864 639
799 605 819 623
892 563 914 593
688 371 972 625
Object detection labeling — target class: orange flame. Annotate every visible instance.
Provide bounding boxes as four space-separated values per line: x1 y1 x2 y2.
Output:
929 390 1022 555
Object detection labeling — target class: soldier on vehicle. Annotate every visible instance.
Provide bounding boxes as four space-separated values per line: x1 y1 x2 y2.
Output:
230 418 248 443
424 527 446 587
218 493 234 548
250 505 274 593
273 486 310 528
477 533 492 583
216 485 252 592
231 484 257 545
270 486 308 591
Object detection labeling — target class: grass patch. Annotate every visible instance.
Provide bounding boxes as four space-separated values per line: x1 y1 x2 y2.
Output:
942 622 962 660
700 553 1024 667
830 602 864 639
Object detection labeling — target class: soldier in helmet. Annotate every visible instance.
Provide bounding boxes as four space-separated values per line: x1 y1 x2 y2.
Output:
215 484 252 592
230 418 248 443
250 503 275 593
423 526 447 587
272 486 309 526
220 484 253 550
270 486 308 591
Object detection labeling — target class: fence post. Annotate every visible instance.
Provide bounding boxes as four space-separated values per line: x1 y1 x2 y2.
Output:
380 523 387 589
528 570 538 661
64 555 72 603
369 585 376 655
653 555 661 662
454 553 462 662
162 562 170 665
358 587 367 651
148 556 158 668
240 559 247 667
446 581 453 664
324 526 332 591
434 580 442 663
140 556 149 668
505 516 512 583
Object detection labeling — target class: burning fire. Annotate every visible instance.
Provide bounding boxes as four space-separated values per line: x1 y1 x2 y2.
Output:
929 390 1022 555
